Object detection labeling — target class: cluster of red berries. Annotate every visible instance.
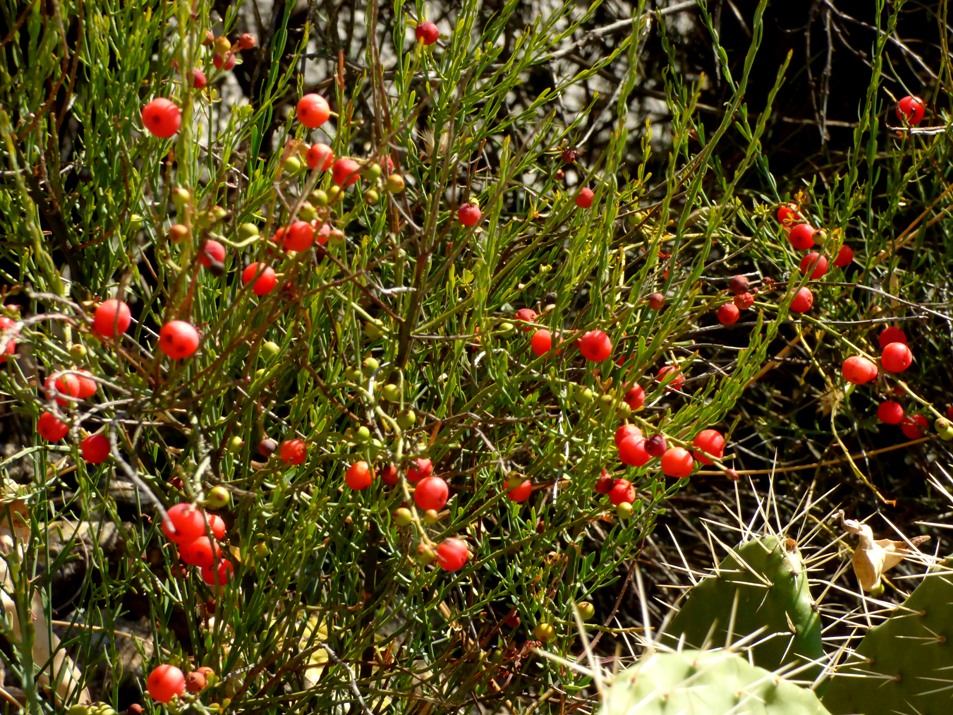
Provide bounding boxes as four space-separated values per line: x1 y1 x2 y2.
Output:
162 503 234 586
146 663 215 704
842 326 914 387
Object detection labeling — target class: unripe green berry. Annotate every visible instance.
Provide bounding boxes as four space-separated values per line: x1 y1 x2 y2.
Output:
364 163 383 181
385 174 406 193
534 622 556 642
362 357 380 376
498 321 514 334
381 383 400 402
69 343 88 361
355 425 371 442
226 436 244 454
261 341 281 359
129 214 144 232
345 366 362 382
204 485 231 509
364 320 385 340
211 205 228 222
364 189 380 204
310 189 329 207
283 156 303 176
298 202 318 222
616 502 634 519
394 507 413 527
423 508 440 524
238 223 260 240
417 543 435 564
396 409 416 429
576 601 595 622
172 187 191 208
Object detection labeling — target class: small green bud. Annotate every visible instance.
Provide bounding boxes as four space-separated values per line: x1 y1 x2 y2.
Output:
129 213 144 232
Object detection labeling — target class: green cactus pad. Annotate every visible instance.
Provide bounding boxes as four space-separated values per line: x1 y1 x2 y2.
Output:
600 649 831 715
822 565 953 714
661 535 824 680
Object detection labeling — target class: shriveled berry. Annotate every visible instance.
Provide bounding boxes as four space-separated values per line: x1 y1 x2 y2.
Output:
728 275 749 294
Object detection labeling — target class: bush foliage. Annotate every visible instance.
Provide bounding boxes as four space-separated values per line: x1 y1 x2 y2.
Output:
1 0 952 712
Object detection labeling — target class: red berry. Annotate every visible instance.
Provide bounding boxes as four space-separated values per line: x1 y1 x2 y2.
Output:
406 457 433 484
191 68 207 89
881 342 913 373
717 303 740 326
306 142 334 171
279 439 307 465
0 316 17 361
842 355 878 385
656 365 684 391
692 429 725 465
242 263 278 296
833 244 854 268
45 372 81 407
380 463 399 486
788 223 816 250
644 434 667 457
728 275 750 295
141 98 181 138
297 93 331 128
647 292 665 310
281 220 315 252
575 187 594 209
733 292 755 311
236 33 257 50
514 308 537 331
506 479 533 503
896 95 926 126
213 52 236 70
530 329 553 357
594 469 614 495
435 537 469 571
799 252 828 279
179 536 221 568
608 478 636 505
615 424 642 448
623 384 645 410
877 400 904 425
345 461 374 490
200 558 234 586
414 475 449 510
789 287 813 314
80 433 110 464
37 411 69 442
660 447 694 478
577 330 612 362
199 239 226 269
776 203 800 226
415 21 439 45
901 414 928 440
147 664 186 704
618 435 650 467
331 157 361 187
158 320 200 359
458 201 482 227
185 670 208 693
75 370 97 398
878 326 907 349
207 513 226 540
93 299 132 338
162 503 207 543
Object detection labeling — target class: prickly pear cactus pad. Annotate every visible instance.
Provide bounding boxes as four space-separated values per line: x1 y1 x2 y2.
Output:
662 535 824 680
599 649 832 715
822 565 953 714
